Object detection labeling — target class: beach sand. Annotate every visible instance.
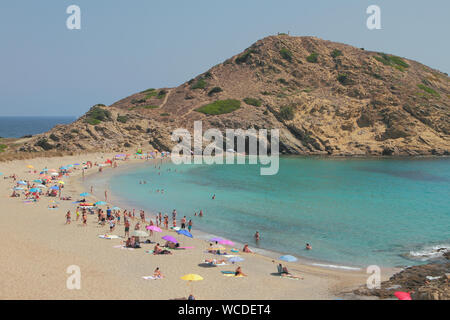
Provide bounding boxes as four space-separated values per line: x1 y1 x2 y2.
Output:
0 153 395 299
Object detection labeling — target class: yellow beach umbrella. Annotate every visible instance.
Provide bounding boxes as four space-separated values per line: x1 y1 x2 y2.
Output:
27 165 34 169
181 274 203 282
57 181 65 184
181 274 203 296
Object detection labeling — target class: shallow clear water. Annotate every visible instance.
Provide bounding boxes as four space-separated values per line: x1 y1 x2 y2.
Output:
102 157 450 268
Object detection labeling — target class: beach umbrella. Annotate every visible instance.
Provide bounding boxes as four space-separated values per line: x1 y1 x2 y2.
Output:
209 237 223 242
50 186 60 191
219 239 234 246
14 187 24 190
180 273 203 296
0 172 3 176
111 206 121 211
146 225 162 232
177 229 193 238
60 166 68 170
27 165 34 169
18 181 27 185
67 164 74 168
57 181 65 185
228 256 244 263
279 255 298 262
36 184 46 188
162 235 178 243
41 168 48 172
394 291 412 300
33 179 42 183
29 188 40 193
181 274 203 281
132 230 149 237
74 163 80 166
80 192 90 197
95 201 107 206
51 172 59 176
49 169 57 172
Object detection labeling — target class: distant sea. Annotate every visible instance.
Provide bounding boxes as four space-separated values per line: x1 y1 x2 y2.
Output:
0 116 77 138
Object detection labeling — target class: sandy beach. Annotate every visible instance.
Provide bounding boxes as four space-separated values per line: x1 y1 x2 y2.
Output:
0 153 395 300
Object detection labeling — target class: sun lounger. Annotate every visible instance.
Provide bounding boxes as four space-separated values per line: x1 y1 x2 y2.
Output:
142 276 162 280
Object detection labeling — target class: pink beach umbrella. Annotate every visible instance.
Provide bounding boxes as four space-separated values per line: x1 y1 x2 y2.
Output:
162 235 178 243
219 239 234 246
146 225 162 232
394 291 412 300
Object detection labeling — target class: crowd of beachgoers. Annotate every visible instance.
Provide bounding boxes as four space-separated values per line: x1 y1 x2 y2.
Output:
2 151 315 299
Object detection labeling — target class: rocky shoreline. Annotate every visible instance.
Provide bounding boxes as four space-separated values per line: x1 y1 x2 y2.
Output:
354 255 449 300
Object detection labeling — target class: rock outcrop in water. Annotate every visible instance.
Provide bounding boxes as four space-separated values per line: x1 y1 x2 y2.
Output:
2 34 450 159
354 262 450 300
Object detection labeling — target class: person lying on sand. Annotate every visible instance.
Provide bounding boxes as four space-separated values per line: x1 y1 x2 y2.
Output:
278 264 303 279
205 258 226 265
165 241 179 249
235 266 247 277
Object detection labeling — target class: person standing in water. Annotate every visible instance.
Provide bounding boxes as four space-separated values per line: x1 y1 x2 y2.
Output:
188 220 193 232
254 231 260 242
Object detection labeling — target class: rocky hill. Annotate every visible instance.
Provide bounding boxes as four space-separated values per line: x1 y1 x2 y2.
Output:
2 35 450 158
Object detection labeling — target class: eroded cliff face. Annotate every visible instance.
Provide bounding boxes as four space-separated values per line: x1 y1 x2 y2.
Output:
7 35 450 157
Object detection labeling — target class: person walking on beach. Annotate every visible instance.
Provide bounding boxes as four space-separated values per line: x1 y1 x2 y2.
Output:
104 190 108 201
172 209 177 221
82 212 87 226
188 219 193 232
181 216 186 229
124 219 130 238
65 211 71 224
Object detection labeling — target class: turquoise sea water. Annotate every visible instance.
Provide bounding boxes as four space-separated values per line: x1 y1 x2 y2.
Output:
100 157 450 268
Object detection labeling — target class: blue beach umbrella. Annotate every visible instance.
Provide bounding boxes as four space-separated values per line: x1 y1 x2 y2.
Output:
50 186 60 191
33 179 42 183
18 181 27 185
80 192 90 197
279 255 298 262
95 201 107 206
60 166 68 170
0 172 3 176
228 256 244 263
30 188 40 193
111 206 121 211
73 163 80 166
67 164 74 168
14 187 24 190
176 229 193 238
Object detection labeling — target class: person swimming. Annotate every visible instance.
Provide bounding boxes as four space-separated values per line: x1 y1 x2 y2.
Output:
306 243 312 250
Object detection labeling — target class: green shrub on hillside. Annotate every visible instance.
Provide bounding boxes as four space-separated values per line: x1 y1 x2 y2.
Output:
195 99 241 115
235 49 257 64
279 105 295 120
331 49 342 58
117 115 128 123
208 87 223 96
85 105 112 125
417 84 440 98
0 144 7 152
157 90 167 99
374 53 409 71
279 48 293 62
306 52 319 63
192 78 207 89
35 138 53 150
243 97 262 107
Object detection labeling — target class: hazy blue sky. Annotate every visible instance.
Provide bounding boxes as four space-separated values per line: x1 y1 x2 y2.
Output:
0 0 448 116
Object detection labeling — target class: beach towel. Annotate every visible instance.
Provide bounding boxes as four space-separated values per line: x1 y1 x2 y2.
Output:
98 234 120 239
222 273 245 278
280 275 302 280
145 250 154 254
231 249 239 253
142 276 162 280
